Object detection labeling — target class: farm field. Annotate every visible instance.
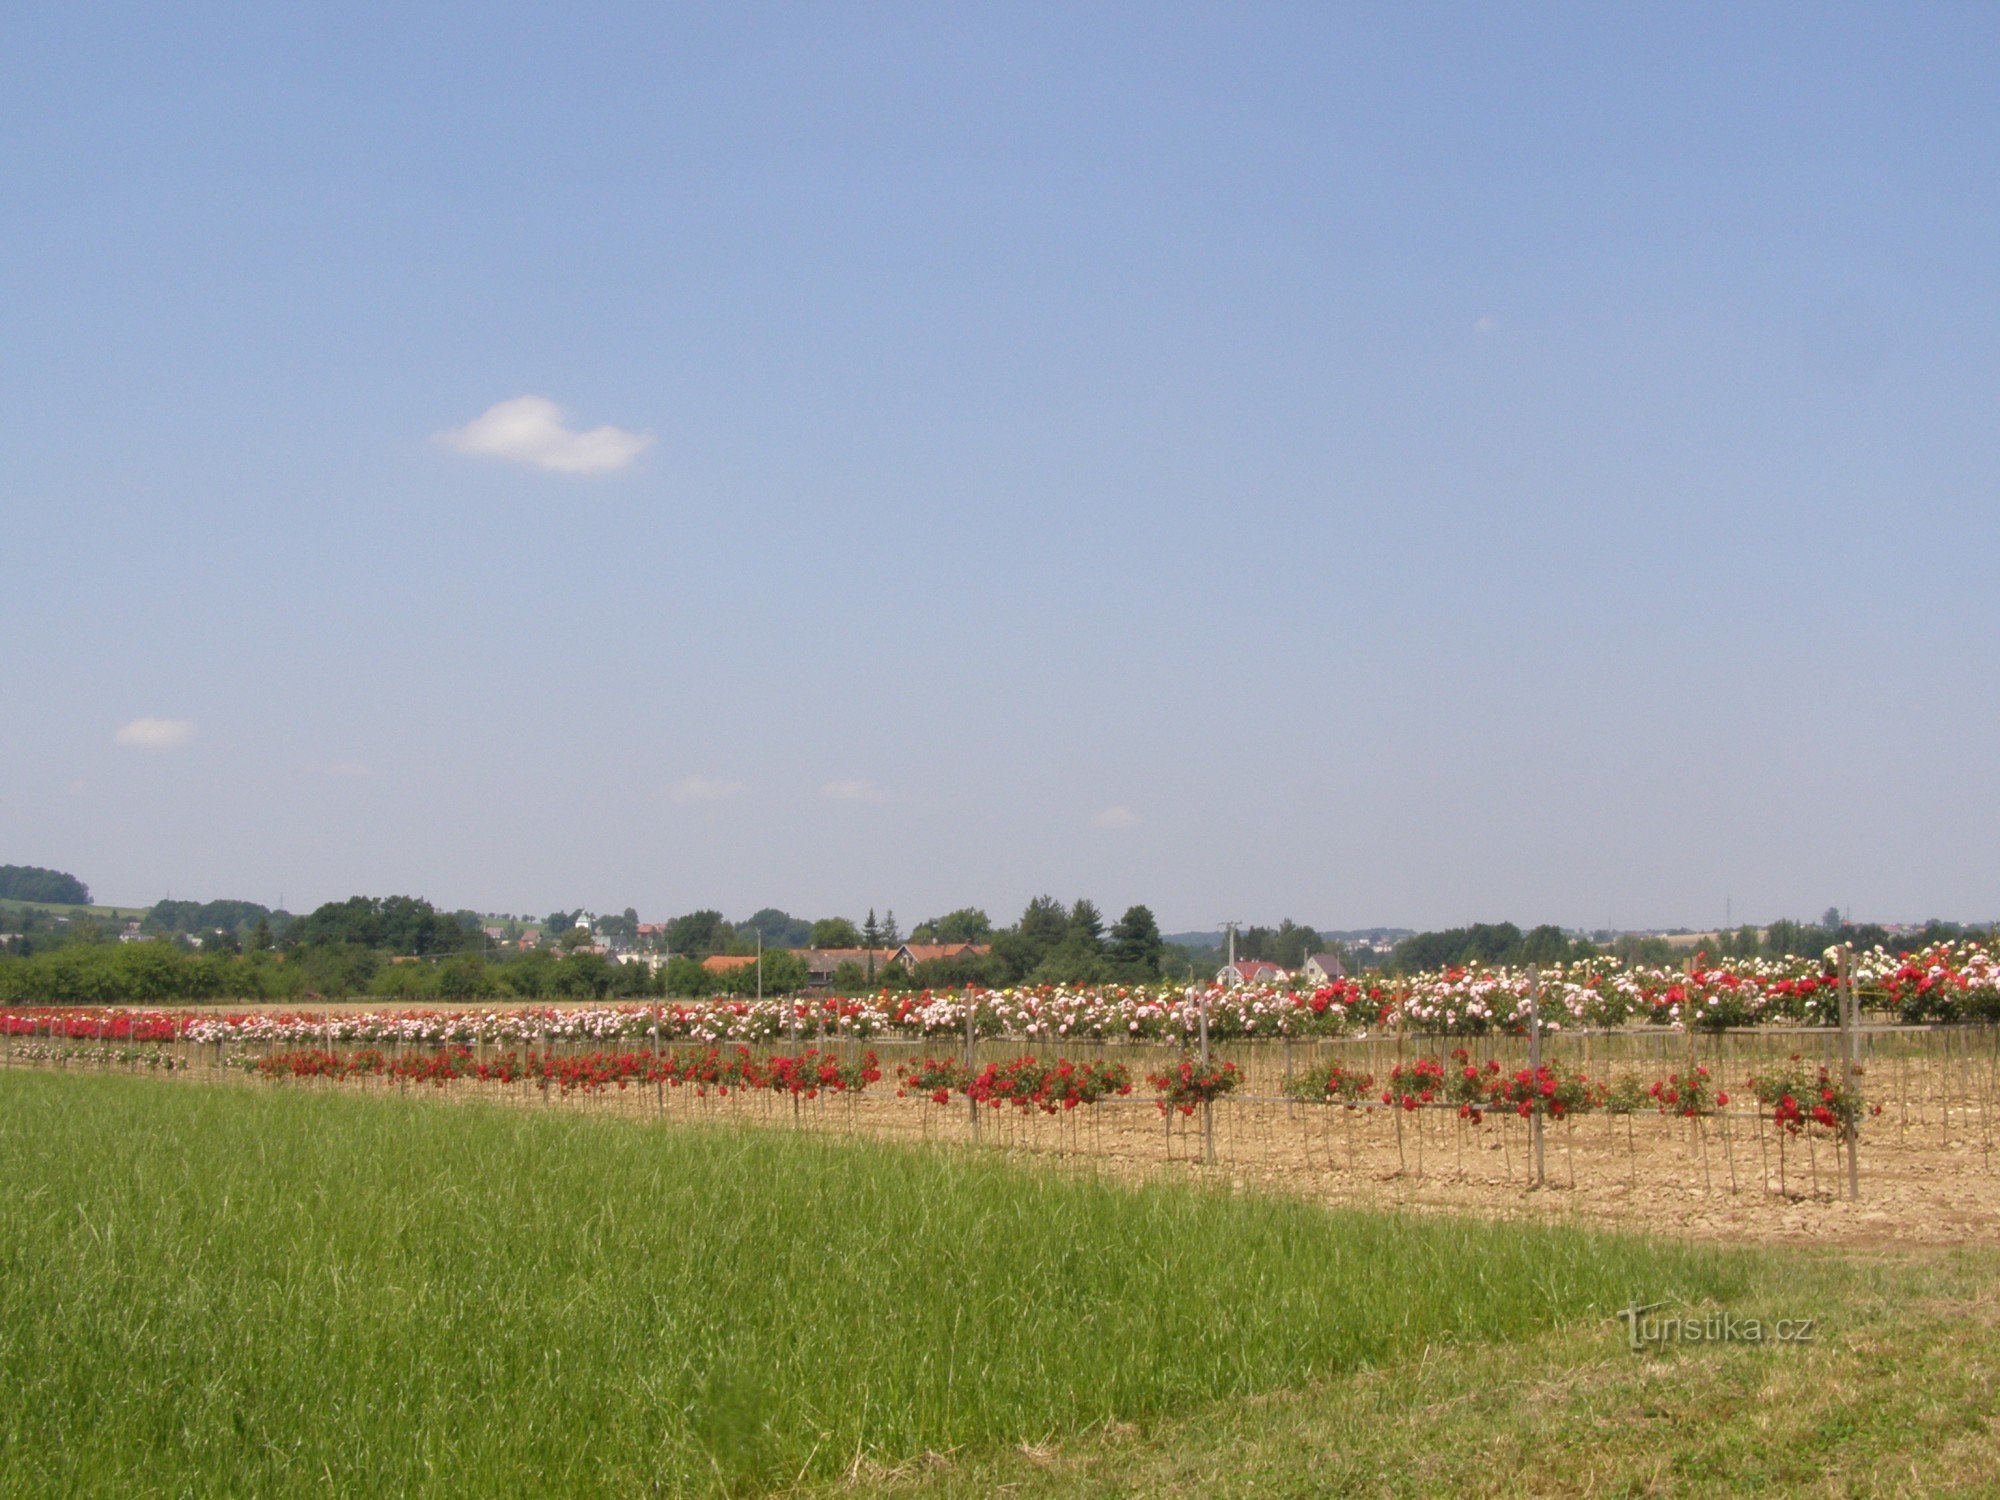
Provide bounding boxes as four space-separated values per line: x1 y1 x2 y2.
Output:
0 1071 1757 1497
10 999 2000 1248
6 954 1999 1491
0 896 151 922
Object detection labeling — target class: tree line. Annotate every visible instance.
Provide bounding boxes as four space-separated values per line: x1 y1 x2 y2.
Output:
0 892 1176 1003
0 865 92 905
5 867 1989 1005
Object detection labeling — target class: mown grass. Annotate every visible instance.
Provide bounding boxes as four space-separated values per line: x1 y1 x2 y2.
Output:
846 1245 2000 1498
0 1073 1744 1497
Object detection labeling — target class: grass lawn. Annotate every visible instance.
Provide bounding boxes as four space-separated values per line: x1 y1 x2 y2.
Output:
831 1250 2000 1498
0 1072 1750 1496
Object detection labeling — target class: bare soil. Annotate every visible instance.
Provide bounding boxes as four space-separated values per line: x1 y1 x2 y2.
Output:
12 1028 1998 1249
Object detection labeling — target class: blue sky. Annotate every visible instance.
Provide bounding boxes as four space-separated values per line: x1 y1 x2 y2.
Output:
3 4 1996 931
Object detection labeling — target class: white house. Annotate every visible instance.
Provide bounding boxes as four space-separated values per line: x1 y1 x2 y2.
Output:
1217 959 1288 987
1302 952 1348 985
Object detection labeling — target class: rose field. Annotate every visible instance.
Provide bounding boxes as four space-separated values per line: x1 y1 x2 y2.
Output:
7 942 2000 1246
7 947 2000 1495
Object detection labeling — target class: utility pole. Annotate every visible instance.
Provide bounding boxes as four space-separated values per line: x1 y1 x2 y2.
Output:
756 927 763 1003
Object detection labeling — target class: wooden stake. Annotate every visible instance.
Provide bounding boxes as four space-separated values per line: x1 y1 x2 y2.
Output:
965 1001 979 1144
1199 993 1213 1166
1527 966 1545 1190
1838 949 1861 1201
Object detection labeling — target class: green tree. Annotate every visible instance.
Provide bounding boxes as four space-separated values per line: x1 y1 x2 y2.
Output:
1236 920 1321 969
737 909 812 948
1108 905 1165 977
1031 937 1107 985
713 949 809 995
111 941 182 1001
1017 895 1068 955
881 910 901 946
1389 923 1524 974
1717 924 1760 960
1067 900 1105 950
1612 933 1677 964
294 896 473 956
908 952 1004 989
294 943 379 996
1762 919 1836 959
665 910 731 955
761 948 809 992
1515 924 1576 965
662 956 714 997
146 898 272 936
0 865 90 905
990 895 1070 981
595 909 639 943
435 956 494 1000
503 950 555 998
550 952 614 998
911 908 992 944
371 962 433 1001
1274 920 1321 970
810 917 863 948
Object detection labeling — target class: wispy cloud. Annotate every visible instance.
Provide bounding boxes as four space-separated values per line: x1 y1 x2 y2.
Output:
1090 805 1139 829
1473 315 1498 335
436 395 653 474
670 774 744 804
315 760 372 779
823 778 891 804
115 717 195 750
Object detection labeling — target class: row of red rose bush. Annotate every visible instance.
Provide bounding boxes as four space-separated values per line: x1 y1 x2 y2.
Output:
226 1042 1873 1138
240 1044 1140 1114
238 1045 885 1098
1280 1046 1873 1135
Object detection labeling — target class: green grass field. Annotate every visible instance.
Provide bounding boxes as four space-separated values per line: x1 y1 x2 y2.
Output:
0 1073 1749 1497
0 897 150 923
839 1247 2000 1499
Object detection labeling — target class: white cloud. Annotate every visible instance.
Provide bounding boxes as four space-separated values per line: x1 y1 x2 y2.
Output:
823 778 890 804
435 395 653 474
1473 315 1498 335
316 760 372 779
1090 805 1139 830
670 774 744 804
115 717 195 750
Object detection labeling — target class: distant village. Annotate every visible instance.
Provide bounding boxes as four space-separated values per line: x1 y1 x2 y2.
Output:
470 914 1354 991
